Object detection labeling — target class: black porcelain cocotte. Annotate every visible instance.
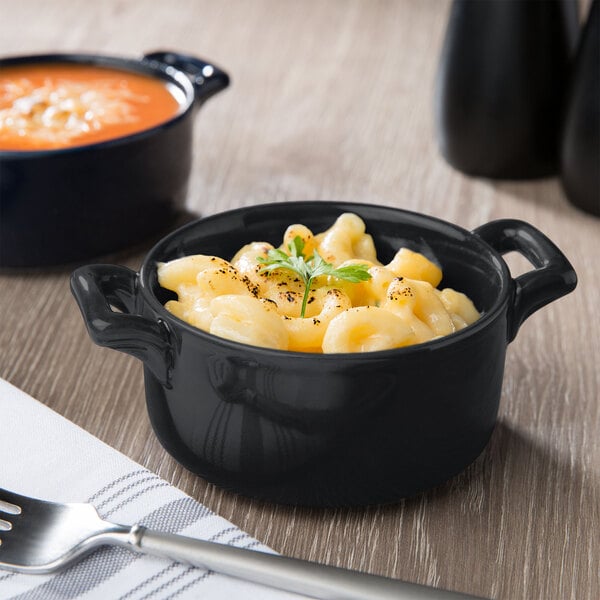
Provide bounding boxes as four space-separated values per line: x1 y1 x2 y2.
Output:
0 50 229 268
71 202 577 506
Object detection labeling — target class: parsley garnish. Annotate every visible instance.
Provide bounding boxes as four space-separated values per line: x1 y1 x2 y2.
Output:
258 236 371 317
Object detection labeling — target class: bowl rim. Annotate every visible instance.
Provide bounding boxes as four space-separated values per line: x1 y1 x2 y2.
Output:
0 51 195 158
137 200 513 360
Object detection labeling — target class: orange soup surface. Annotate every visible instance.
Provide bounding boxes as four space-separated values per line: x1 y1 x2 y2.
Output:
0 63 183 151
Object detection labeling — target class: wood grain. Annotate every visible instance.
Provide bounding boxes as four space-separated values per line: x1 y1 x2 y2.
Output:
1 1 598 599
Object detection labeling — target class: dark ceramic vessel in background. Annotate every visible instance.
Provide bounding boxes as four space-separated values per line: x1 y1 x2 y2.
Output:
0 51 229 268
435 0 579 179
71 202 577 506
561 0 600 216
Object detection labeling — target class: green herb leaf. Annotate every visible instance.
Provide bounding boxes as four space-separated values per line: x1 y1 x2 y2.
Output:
288 235 305 258
327 263 373 283
258 236 372 317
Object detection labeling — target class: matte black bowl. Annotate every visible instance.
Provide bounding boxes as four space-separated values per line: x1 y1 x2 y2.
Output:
71 201 577 506
0 51 229 268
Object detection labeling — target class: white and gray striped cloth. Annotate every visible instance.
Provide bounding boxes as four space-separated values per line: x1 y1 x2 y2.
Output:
0 378 308 600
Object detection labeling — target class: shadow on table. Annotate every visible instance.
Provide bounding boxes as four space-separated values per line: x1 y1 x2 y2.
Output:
266 417 598 523
441 417 598 508
489 178 592 219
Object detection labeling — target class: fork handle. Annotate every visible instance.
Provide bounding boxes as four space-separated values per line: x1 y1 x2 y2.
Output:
127 526 481 600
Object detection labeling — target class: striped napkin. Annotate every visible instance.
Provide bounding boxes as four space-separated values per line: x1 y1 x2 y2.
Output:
0 378 308 600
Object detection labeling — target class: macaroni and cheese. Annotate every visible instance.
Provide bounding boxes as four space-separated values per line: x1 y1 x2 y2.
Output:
157 213 480 353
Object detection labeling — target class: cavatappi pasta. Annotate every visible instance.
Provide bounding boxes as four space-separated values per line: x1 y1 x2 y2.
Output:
157 213 480 353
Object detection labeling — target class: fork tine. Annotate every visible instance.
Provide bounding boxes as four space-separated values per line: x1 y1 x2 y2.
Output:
0 488 127 574
0 488 27 505
0 489 24 516
0 489 23 545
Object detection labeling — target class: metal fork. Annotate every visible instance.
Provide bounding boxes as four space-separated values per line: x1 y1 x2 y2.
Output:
0 488 480 600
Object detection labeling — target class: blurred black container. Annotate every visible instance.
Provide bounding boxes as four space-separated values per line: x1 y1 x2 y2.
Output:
561 0 600 216
435 0 579 179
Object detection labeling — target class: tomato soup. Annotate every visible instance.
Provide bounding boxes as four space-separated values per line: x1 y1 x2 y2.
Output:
0 62 183 151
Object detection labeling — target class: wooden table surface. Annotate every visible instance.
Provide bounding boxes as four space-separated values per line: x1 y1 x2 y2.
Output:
1 1 598 599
